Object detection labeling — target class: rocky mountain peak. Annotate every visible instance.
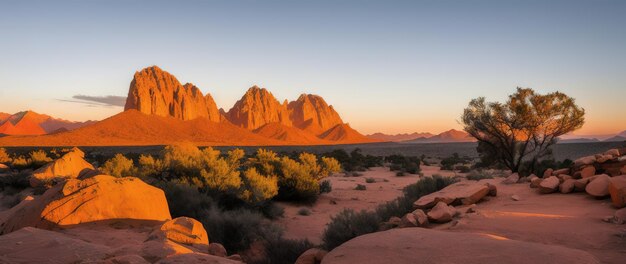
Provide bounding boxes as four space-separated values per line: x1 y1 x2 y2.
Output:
226 86 292 130
287 93 343 135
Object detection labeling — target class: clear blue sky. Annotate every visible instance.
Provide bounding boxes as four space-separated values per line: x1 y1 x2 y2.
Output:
1 0 625 135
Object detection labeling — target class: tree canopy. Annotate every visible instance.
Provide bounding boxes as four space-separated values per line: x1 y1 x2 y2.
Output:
461 87 585 173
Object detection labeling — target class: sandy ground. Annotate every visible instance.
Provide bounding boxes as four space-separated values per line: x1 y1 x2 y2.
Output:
278 166 626 263
276 166 459 244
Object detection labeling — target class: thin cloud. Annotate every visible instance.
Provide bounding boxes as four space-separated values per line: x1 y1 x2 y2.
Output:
59 95 127 107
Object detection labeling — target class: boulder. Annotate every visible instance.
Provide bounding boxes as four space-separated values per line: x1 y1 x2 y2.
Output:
208 243 228 257
574 177 594 192
154 252 241 264
605 149 620 158
539 176 560 194
321 228 600 264
413 181 490 209
0 175 171 234
530 177 542 188
427 202 455 223
557 174 572 182
400 213 418 228
585 174 611 197
412 209 429 226
486 183 497 196
543 168 553 178
608 175 626 208
149 217 209 246
595 154 614 164
503 173 519 184
600 159 626 176
559 179 576 194
552 168 570 176
30 147 98 187
0 163 9 172
574 156 596 167
0 227 111 263
296 248 328 264
580 166 596 178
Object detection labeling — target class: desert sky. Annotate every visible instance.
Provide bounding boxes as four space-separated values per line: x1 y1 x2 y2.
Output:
1 0 625 135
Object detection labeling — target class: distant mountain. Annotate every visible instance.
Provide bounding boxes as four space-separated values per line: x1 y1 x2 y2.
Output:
1 65 377 146
604 135 626 142
367 132 435 142
403 129 476 143
0 111 94 136
558 138 600 144
619 130 626 137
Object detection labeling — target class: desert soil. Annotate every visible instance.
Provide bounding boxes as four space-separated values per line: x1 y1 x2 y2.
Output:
278 166 626 263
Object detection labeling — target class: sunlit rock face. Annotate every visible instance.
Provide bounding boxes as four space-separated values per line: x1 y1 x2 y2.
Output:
226 86 292 130
288 94 343 135
125 66 221 122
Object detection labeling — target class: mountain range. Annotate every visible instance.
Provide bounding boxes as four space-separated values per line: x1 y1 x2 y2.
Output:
0 111 95 136
367 129 476 143
0 66 375 146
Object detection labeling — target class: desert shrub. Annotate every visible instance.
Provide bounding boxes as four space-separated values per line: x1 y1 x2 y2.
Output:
276 156 320 201
100 153 136 177
440 153 464 170
322 209 380 250
319 180 332 193
455 165 471 173
260 202 284 220
10 156 30 169
199 148 242 194
354 184 366 190
386 154 421 174
199 207 283 253
154 180 215 219
365 177 375 183
0 171 30 191
239 167 278 205
466 170 495 181
396 171 406 177
28 150 52 168
137 154 165 178
322 148 381 172
322 175 457 250
298 208 311 216
259 237 314 264
0 148 11 164
320 156 342 176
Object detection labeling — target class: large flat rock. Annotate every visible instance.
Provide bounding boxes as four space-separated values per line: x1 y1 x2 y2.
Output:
413 181 490 209
322 228 599 264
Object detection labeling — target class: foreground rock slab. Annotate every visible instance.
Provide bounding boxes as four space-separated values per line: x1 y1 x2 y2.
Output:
413 181 491 209
0 175 171 234
321 228 599 264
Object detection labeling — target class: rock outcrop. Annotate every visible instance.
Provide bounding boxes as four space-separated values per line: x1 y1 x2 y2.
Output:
0 175 171 234
288 94 343 135
124 66 221 122
413 181 492 209
30 147 97 187
227 86 292 130
321 228 600 264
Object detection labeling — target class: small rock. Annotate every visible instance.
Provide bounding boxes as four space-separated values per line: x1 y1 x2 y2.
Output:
605 149 620 158
574 156 596 167
388 216 402 227
295 248 327 264
557 174 572 182
511 195 521 201
559 179 576 194
486 183 497 196
530 177 542 188
503 173 519 184
539 176 560 194
543 168 554 178
207 243 227 257
411 209 429 226
400 213 418 228
608 175 626 208
552 168 570 176
574 177 594 192
427 202 455 223
0 163 9 172
580 166 596 178
585 174 611 197
595 154 613 164
614 208 626 224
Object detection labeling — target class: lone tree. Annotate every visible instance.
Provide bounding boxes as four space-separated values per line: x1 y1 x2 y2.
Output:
461 88 585 173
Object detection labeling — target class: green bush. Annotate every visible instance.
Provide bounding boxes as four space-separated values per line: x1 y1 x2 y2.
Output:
365 177 375 183
354 184 366 191
298 208 311 216
100 153 136 177
455 165 471 173
259 237 313 264
319 180 332 194
386 154 421 174
154 180 215 219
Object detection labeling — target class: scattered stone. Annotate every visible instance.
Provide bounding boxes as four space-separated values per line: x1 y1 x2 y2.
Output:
574 156 596 167
585 174 611 197
574 177 594 192
295 248 327 264
149 217 209 246
412 209 429 226
539 176 560 194
427 202 455 223
557 174 572 182
486 183 497 196
559 179 576 194
530 177 542 188
580 166 596 178
511 195 521 201
503 173 519 184
608 175 626 208
543 168 554 178
400 213 418 228
552 168 570 176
